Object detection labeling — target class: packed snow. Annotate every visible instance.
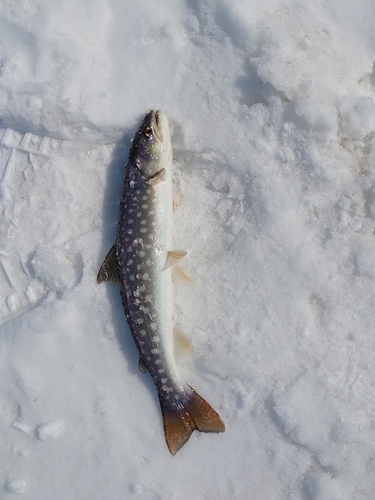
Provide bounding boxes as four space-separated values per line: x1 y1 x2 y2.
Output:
1 0 375 498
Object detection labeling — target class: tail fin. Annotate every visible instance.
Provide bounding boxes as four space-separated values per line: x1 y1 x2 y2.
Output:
160 386 225 456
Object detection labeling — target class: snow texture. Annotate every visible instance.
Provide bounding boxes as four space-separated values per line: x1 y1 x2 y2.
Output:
1 0 375 498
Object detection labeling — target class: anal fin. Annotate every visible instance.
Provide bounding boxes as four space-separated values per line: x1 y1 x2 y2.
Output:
97 245 121 285
172 265 192 283
173 325 194 358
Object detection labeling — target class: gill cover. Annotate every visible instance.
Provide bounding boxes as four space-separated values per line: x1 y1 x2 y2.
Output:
130 110 171 179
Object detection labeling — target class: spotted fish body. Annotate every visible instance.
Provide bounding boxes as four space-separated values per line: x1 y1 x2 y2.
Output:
98 110 224 455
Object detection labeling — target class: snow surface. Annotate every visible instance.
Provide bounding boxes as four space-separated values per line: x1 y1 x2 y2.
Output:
1 0 375 498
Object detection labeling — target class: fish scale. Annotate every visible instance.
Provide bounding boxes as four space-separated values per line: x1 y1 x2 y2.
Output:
98 110 224 455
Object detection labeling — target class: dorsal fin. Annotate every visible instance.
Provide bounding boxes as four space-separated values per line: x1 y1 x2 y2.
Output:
97 245 121 285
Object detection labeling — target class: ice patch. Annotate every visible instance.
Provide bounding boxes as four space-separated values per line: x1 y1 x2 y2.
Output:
12 422 30 434
339 94 375 141
304 473 345 500
273 373 338 453
37 419 65 441
129 483 143 495
353 246 375 277
31 247 77 292
5 480 27 494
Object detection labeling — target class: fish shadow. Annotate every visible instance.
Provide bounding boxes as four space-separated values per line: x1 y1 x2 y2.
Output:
97 127 160 409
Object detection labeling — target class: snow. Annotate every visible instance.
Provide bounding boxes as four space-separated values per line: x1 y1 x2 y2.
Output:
1 0 375 498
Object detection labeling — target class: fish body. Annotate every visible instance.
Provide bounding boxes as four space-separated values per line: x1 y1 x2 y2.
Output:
98 110 224 455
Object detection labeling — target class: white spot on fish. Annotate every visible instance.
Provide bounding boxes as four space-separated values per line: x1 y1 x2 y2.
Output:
139 284 146 292
139 250 146 257
137 264 142 271
146 259 152 266
142 273 149 280
128 219 133 224
142 195 148 200
140 330 146 337
149 210 154 215
140 228 147 233
150 322 156 331
155 359 161 365
145 295 152 302
127 229 133 234
153 335 160 342
161 378 168 384
129 275 135 281
137 212 142 217
151 348 160 355
127 246 133 252
136 318 144 324
158 368 165 373
145 244 152 249
127 259 133 265
146 189 151 194
142 204 148 209
140 220 146 225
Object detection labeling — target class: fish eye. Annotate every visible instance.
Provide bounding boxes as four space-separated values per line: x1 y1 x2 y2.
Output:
143 126 152 138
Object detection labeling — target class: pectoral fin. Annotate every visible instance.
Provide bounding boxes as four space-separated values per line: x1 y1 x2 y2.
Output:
97 245 121 285
146 168 166 186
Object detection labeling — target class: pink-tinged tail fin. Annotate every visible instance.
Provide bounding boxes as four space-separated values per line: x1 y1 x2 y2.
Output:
160 386 225 456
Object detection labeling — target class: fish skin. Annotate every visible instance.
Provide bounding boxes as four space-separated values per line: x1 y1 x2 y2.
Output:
98 110 225 455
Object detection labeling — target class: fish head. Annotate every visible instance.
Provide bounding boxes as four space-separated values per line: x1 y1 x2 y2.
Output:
130 110 172 179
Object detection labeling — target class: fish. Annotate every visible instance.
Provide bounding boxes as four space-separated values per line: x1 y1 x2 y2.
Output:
97 110 225 455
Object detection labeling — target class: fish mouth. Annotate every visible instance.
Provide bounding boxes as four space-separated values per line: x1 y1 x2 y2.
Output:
150 110 163 142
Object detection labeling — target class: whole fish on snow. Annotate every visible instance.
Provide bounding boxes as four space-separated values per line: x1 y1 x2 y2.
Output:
97 110 225 455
